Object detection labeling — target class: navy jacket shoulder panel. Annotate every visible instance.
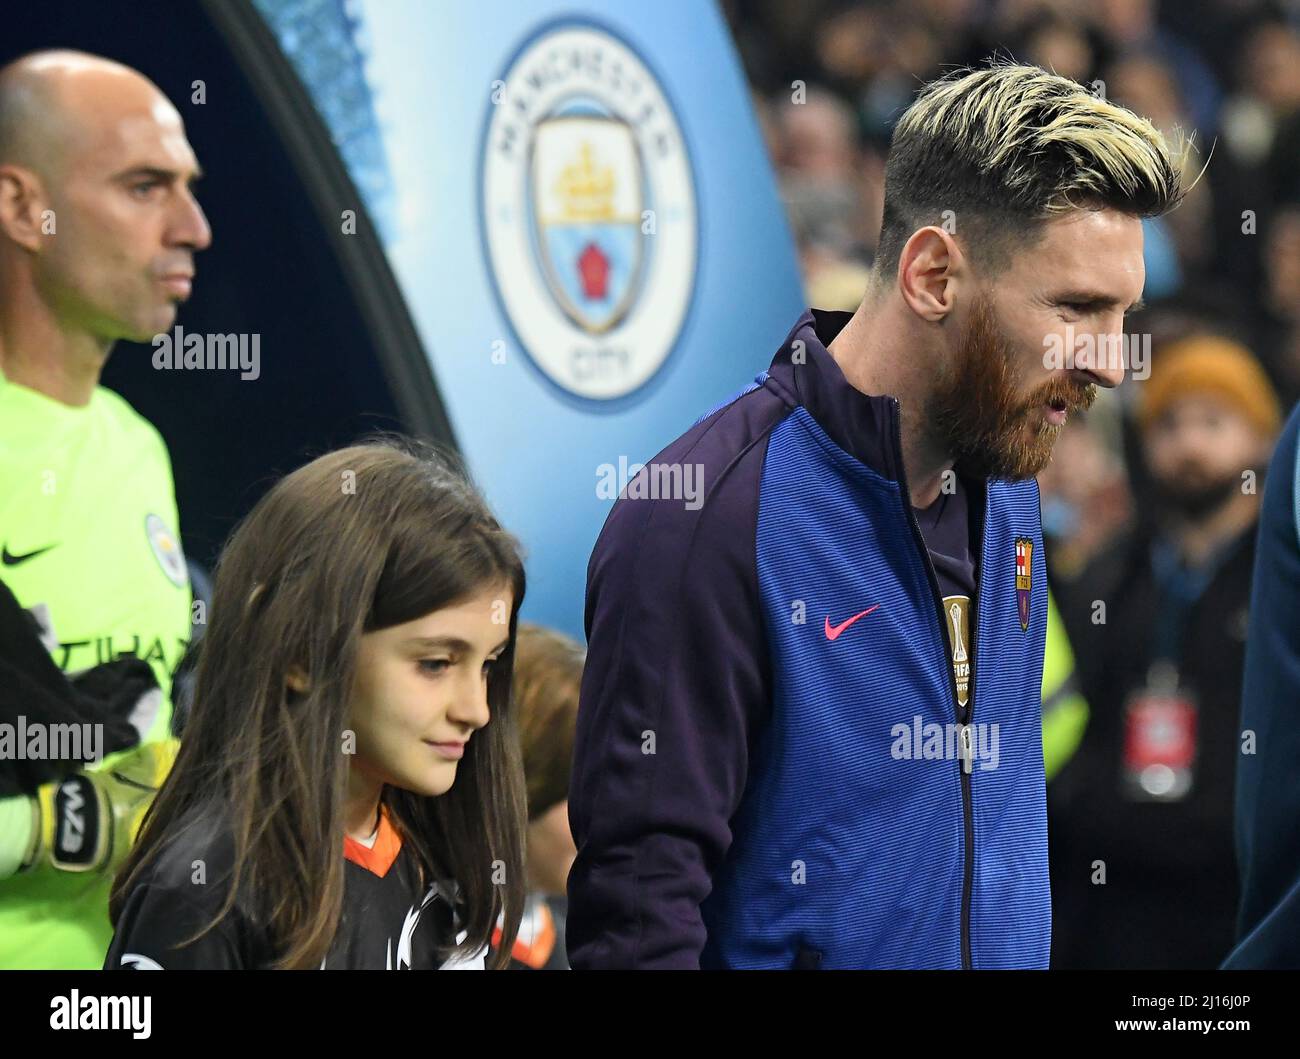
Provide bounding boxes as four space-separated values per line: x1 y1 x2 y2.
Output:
568 377 792 969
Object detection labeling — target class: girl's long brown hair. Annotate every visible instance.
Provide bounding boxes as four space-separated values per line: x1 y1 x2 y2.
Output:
111 438 527 968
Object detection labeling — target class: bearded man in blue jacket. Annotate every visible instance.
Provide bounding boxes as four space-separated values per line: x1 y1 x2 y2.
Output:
568 60 1189 969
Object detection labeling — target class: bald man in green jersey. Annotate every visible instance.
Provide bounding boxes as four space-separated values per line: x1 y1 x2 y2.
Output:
0 50 210 967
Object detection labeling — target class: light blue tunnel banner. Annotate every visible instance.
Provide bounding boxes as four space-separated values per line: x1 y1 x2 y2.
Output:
253 0 804 637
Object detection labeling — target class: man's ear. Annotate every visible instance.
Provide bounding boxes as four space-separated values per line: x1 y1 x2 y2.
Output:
898 225 965 323
0 165 49 252
286 665 310 694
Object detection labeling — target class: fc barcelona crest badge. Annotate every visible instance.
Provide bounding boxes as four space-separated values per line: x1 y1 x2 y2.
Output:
1015 537 1033 631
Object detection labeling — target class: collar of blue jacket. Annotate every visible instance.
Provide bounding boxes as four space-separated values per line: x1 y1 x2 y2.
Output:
764 308 920 487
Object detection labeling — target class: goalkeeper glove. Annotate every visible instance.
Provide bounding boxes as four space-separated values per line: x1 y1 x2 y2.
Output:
20 739 178 874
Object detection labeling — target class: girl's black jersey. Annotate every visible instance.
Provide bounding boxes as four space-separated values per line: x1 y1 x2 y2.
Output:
105 806 483 970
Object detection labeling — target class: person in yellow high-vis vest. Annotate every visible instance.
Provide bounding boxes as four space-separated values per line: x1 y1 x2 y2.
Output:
1042 590 1088 784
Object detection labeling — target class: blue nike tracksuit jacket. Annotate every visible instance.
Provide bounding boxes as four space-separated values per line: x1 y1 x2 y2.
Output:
567 309 1051 969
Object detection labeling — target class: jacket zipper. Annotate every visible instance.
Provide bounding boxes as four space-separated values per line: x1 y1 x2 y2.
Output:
889 400 977 970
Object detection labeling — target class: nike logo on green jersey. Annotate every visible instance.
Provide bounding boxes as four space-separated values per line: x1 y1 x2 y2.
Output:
2 542 58 566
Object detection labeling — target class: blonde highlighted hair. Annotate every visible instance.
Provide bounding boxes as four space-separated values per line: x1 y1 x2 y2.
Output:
875 59 1194 281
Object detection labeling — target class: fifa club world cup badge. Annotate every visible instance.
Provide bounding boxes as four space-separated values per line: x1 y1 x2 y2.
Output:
1014 537 1033 632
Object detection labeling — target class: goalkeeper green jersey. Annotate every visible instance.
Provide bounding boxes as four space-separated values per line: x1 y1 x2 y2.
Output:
0 370 190 968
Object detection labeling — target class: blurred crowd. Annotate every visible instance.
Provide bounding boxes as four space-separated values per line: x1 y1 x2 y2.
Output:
726 0 1300 968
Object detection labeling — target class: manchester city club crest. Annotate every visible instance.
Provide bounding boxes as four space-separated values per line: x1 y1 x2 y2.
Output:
1015 536 1033 632
146 513 188 589
482 24 698 400
532 116 644 334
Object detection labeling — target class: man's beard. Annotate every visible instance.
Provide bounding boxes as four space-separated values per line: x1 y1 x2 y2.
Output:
927 293 1096 481
1150 466 1245 520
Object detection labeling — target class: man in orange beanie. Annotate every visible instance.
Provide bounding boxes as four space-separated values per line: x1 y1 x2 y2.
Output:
1050 334 1281 969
